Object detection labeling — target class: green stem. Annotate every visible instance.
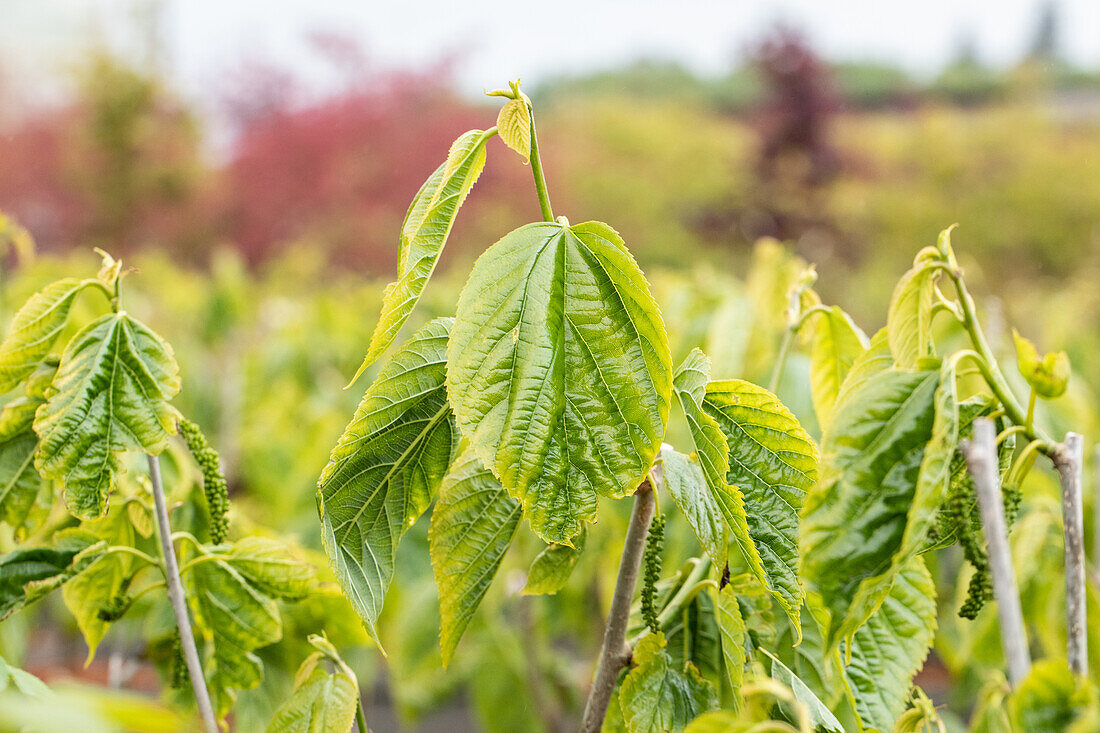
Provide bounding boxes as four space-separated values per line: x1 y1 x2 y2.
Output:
1026 389 1037 433
102 545 162 569
356 697 369 733
528 114 555 222
769 328 794 395
947 271 1055 457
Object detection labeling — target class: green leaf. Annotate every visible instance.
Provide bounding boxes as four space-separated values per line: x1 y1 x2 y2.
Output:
496 99 532 161
0 653 50 699
429 448 521 667
447 221 671 544
1011 660 1100 733
318 318 457 647
716 584 746 697
660 446 727 567
61 511 135 663
523 528 585 595
806 306 868 428
760 648 844 733
0 537 103 620
672 351 773 628
834 328 893 407
0 279 88 394
33 313 181 519
351 130 493 380
886 259 940 368
226 537 316 601
843 556 937 732
265 664 359 733
619 632 718 733
800 366 941 649
0 432 41 531
182 542 282 719
703 379 817 634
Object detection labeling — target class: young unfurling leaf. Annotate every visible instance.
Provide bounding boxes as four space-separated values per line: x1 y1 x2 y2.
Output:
1013 329 1070 399
618 632 718 733
350 129 494 382
496 98 532 161
805 306 868 428
447 220 671 545
266 635 360 733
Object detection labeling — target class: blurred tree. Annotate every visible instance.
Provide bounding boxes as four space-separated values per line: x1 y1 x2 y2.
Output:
1027 0 1061 63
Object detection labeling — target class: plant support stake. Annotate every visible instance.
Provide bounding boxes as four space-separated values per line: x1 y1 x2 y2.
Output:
148 454 218 733
580 477 656 733
962 418 1031 686
1054 433 1088 676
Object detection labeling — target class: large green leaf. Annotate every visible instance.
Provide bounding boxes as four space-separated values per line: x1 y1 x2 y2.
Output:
619 632 718 733
843 556 937 732
886 251 942 369
806 306 868 429
447 220 671 544
33 313 181 519
0 279 87 394
225 537 316 602
351 130 493 381
182 543 282 719
317 318 457 646
800 366 940 649
660 446 727 566
761 648 844 733
429 448 521 667
703 379 817 634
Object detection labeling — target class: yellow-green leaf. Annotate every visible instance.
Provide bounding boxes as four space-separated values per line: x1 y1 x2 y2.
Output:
1013 329 1070 399
447 221 671 544
0 279 88 394
715 584 746 696
619 632 718 733
806 306 868 429
429 449 520 667
351 130 492 381
659 445 727 569
226 536 317 601
523 529 585 596
33 313 180 519
496 98 532 161
886 259 940 369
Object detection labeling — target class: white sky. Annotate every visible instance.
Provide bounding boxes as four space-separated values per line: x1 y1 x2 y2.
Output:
163 0 1100 96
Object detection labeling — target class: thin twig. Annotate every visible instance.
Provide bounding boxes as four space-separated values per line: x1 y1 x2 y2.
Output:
962 418 1031 686
1093 445 1100 568
148 454 218 733
580 478 656 732
1054 433 1088 676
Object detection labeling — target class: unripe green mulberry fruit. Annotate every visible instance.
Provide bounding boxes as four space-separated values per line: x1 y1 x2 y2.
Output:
641 513 665 635
179 418 230 544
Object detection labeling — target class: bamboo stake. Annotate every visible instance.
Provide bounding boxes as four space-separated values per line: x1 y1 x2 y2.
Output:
962 418 1031 686
1054 433 1087 676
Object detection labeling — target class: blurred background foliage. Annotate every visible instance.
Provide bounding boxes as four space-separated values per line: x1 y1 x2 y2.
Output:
2 2 1100 730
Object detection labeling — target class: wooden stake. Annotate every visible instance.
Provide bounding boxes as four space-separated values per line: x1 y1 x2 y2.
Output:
1054 433 1087 676
962 418 1031 686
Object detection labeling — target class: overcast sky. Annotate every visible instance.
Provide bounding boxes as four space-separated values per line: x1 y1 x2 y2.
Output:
162 0 1100 96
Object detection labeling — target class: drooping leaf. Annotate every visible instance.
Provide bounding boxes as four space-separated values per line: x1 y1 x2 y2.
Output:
61 511 135 663
523 528 585 596
660 445 727 567
496 99 532 161
34 313 181 519
806 306 868 428
703 379 817 634
429 449 521 667
843 556 937 732
0 537 103 620
0 279 88 394
226 537 317 601
672 352 770 624
619 632 718 733
182 543 282 719
715 584 746 697
351 130 493 380
886 256 941 369
800 366 941 649
318 318 457 646
760 648 844 733
447 221 671 544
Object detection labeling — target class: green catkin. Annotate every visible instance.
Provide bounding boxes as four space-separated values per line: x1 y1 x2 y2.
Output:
179 418 230 544
170 632 190 690
96 593 133 622
641 513 665 635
